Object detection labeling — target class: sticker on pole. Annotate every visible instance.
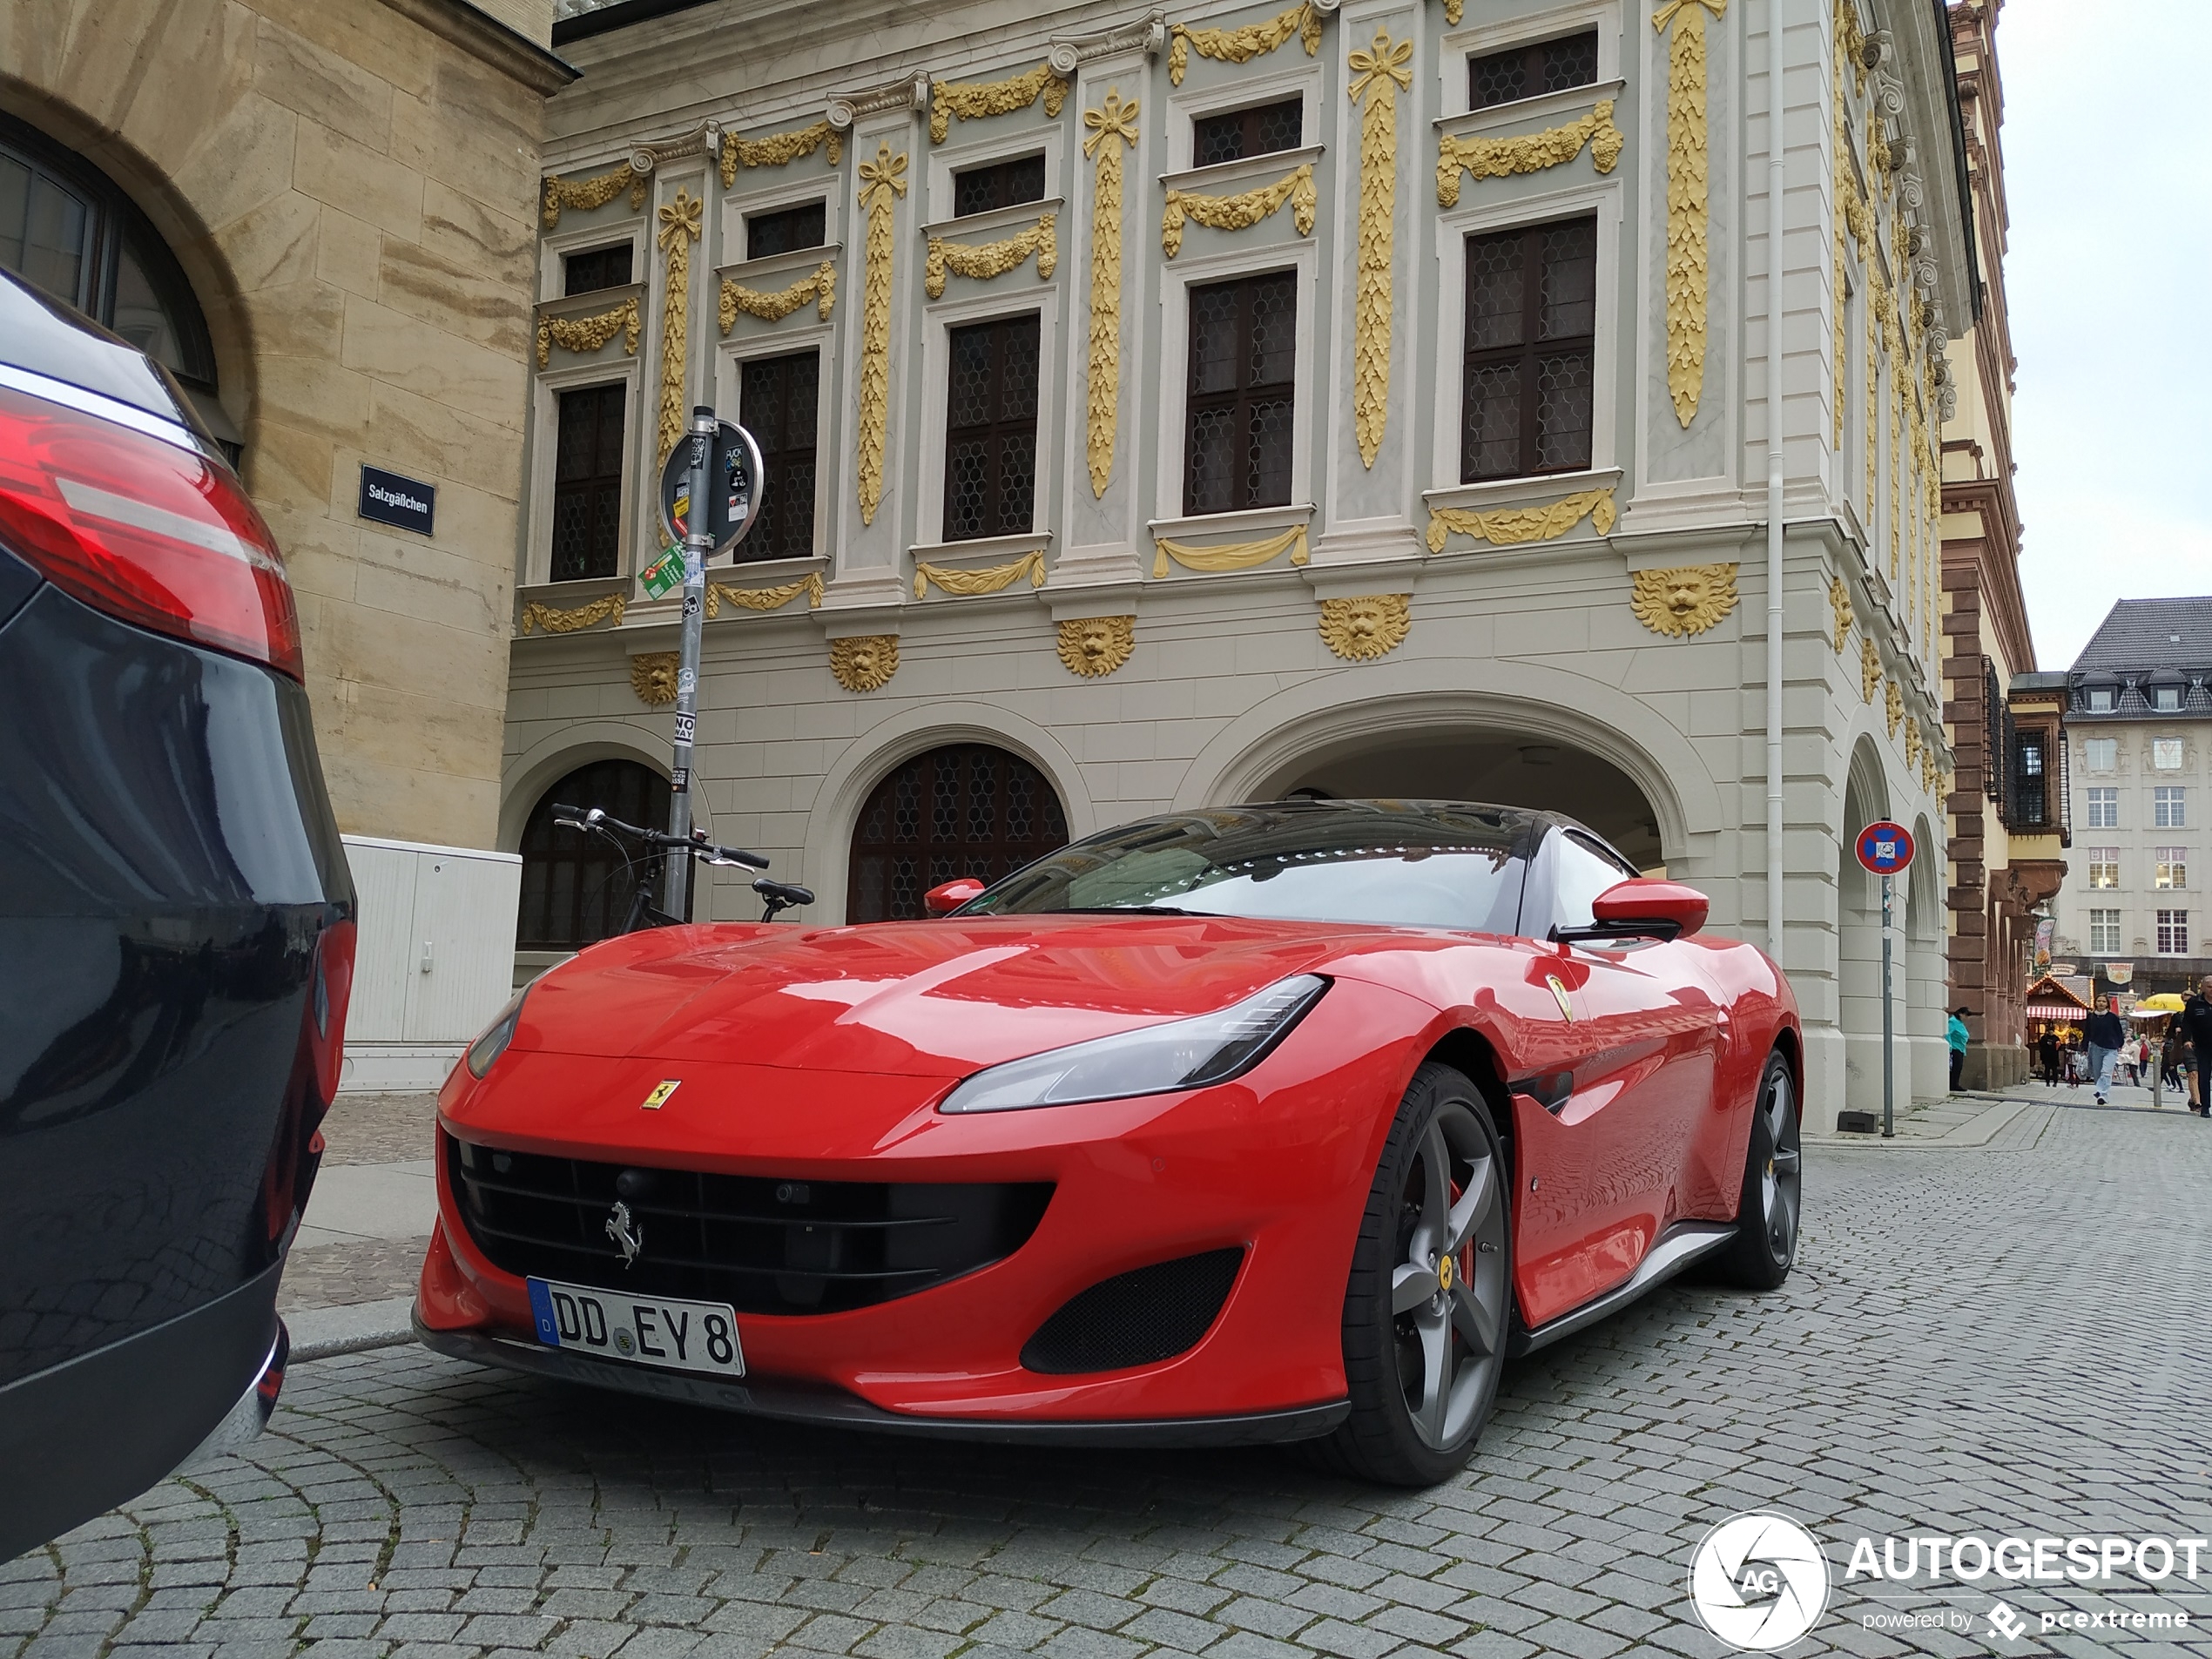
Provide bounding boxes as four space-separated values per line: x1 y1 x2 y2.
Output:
1855 820 1913 875
639 546 684 599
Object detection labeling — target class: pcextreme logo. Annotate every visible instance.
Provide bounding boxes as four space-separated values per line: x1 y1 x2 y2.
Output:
1688 1514 1831 1651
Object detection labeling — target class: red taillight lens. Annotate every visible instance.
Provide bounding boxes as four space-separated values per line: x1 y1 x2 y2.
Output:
311 919 358 1106
0 385 303 678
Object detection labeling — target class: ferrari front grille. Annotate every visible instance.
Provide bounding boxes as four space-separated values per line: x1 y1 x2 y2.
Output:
445 1134 1052 1314
1020 1248 1245 1374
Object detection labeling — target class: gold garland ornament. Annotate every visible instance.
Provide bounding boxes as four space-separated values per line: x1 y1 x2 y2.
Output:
1904 718 1922 771
1653 0 1725 427
1436 102 1623 207
542 161 644 229
536 297 640 368
719 120 840 185
520 590 628 635
930 63 1068 144
1829 576 1852 654
1168 2 1322 84
1885 677 1903 737
1056 616 1136 678
829 635 899 693
1082 91 1140 499
1318 594 1411 661
855 145 908 527
925 215 1056 300
1861 637 1880 703
653 188 703 466
630 651 679 707
913 550 1047 599
704 571 824 617
1163 163 1315 258
1629 563 1738 637
1347 31 1412 469
1425 488 1616 551
719 261 837 332
1152 523 1308 578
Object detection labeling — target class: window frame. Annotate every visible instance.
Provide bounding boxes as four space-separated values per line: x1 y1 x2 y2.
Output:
744 198 828 262
911 290 1061 563
2156 909 2190 955
1467 28 1602 111
1191 96 1307 168
2086 786 2119 830
1180 268 1301 519
2154 847 2188 892
940 310 1045 544
949 154 1049 219
1455 212 1602 484
1427 176 1622 509
712 300 837 574
546 381 632 585
2086 848 2119 890
526 355 642 589
2087 908 2122 955
2155 786 2188 829
1161 61 1321 176
732 346 826 565
2085 737 2116 772
2152 737 2184 771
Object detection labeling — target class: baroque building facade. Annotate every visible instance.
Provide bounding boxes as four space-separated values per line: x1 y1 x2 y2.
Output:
503 0 1973 1129
1934 0 2058 1088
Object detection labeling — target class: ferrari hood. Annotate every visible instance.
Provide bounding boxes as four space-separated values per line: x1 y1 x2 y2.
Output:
513 914 1371 1078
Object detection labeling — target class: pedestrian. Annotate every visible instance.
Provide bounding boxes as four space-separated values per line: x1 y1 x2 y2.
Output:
1947 1006 1970 1094
2038 1027 2061 1086
2180 984 2212 1117
2084 998 2126 1105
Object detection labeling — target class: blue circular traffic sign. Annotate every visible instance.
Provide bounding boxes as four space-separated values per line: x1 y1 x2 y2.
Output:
1855 820 1914 875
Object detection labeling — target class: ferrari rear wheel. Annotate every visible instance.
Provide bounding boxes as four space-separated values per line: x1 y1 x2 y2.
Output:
1715 1050 1801 1289
1318 1062 1511 1487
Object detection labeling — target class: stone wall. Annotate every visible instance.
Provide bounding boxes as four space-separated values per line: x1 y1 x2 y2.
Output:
0 0 563 850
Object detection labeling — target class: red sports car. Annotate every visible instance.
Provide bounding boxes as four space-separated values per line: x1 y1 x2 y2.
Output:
416 800 1802 1485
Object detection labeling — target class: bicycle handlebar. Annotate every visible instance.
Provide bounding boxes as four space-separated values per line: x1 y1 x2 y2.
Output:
550 804 771 871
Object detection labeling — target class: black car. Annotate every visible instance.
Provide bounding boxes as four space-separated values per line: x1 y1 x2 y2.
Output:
0 269 354 1558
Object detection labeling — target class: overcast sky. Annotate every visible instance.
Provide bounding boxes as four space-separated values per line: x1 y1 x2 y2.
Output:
1994 0 2212 670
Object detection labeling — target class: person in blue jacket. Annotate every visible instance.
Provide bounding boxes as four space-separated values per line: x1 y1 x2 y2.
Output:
1946 1007 1970 1094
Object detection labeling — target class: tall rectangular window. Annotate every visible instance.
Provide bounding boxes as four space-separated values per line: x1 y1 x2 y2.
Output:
550 383 625 582
2155 786 2187 828
1193 98 1304 166
563 243 632 296
745 200 826 260
2085 738 2116 771
943 314 1040 542
1184 270 1297 516
2153 738 2184 770
2087 786 2119 829
1468 30 1599 109
1461 217 1596 482
2087 848 2119 889
2157 910 2189 954
2155 846 2188 890
953 156 1045 219
2013 735 2047 826
2088 910 2121 954
738 349 818 562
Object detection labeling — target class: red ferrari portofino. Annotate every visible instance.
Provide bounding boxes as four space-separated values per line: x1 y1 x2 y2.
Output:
416 800 1802 1484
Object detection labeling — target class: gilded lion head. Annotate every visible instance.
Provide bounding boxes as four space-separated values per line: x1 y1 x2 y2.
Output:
829 634 899 692
628 651 680 707
1629 563 1739 637
1055 615 1135 678
1318 594 1411 661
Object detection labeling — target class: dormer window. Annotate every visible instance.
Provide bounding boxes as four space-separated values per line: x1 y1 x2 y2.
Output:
2087 687 2114 712
1469 30 1599 111
953 155 1045 219
1193 98 1304 167
2155 685 2183 712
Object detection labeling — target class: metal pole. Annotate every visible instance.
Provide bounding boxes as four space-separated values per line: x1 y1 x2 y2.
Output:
664 404 716 917
1764 0 1787 962
1880 871 1895 1137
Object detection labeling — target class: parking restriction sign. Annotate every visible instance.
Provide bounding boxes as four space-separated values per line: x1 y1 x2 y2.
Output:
1855 820 1913 876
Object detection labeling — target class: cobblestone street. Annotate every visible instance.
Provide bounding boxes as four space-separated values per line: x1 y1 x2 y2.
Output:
6 1101 2208 1659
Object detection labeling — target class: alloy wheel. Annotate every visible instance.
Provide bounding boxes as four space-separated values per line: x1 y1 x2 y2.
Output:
1389 1101 1510 1451
1760 1069 1802 1266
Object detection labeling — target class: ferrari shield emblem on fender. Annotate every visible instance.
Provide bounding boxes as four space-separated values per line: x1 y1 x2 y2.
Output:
1545 974 1575 1022
639 1079 680 1110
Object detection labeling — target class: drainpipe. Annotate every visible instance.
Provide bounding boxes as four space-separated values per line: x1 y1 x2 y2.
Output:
1764 0 1788 961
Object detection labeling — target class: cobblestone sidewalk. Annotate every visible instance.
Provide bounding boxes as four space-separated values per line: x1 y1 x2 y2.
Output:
6 1106 2209 1659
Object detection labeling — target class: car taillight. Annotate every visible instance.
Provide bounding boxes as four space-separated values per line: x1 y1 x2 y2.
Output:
0 383 303 678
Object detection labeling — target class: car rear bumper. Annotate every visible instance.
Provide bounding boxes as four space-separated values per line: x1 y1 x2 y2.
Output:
414 1312 1346 1447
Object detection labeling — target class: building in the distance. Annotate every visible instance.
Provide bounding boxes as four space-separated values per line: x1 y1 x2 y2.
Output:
1 0 570 1084
2051 598 2212 1001
1936 0 2062 1088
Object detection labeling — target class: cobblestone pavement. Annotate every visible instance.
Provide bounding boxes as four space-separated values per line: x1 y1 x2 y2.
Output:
6 1108 2209 1659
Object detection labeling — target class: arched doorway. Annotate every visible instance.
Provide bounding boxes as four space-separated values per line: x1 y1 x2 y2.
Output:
847 744 1068 922
516 759 681 950
1267 730 1664 870
1837 738 1892 1120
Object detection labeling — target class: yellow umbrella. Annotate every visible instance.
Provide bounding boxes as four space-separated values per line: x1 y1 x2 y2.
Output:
2135 993 2187 1014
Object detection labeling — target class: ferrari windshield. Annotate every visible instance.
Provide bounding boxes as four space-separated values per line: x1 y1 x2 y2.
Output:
961 800 1534 933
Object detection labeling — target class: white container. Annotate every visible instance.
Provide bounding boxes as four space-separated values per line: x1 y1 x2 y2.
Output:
338 835 522 1094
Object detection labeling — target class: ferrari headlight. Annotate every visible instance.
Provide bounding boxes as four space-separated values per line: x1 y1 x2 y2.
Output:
463 988 529 1080
937 974 1327 1114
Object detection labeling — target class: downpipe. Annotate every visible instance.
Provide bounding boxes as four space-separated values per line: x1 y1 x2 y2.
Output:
1765 0 1788 962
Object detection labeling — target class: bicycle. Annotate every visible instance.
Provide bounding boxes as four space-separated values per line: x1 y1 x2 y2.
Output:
550 804 815 928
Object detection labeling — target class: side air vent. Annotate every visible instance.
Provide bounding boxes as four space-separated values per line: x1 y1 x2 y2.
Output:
1020 1248 1245 1375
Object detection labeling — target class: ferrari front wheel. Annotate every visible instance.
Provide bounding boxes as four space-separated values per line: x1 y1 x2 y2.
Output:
1320 1062 1512 1487
1715 1050 1801 1289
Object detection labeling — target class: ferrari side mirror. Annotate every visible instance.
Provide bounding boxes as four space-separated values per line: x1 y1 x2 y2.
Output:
1584 879 1710 941
924 878 986 916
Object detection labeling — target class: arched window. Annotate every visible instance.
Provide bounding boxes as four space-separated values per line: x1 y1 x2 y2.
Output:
848 745 1068 922
516 759 686 950
0 111 230 450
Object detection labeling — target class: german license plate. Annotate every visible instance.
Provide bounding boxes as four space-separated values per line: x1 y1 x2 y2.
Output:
526 1278 745 1376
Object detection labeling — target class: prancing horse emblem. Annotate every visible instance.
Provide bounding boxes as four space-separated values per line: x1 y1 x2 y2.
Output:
604 1200 644 1268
